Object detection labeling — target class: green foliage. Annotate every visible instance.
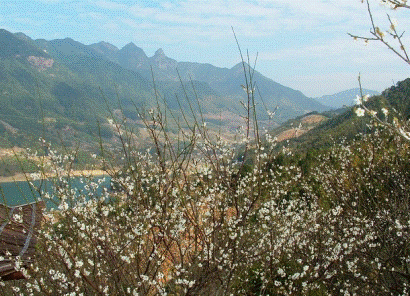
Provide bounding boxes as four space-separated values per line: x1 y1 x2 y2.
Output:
0 155 38 177
0 29 48 58
384 78 410 118
3 26 410 296
270 78 410 153
2 91 410 296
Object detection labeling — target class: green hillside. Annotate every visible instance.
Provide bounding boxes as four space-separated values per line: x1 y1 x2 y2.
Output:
0 29 333 154
270 78 410 153
82 36 330 121
3 71 410 295
0 31 160 151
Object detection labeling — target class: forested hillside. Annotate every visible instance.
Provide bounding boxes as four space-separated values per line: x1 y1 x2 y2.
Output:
0 29 329 151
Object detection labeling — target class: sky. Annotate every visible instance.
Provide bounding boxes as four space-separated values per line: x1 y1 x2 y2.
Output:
1 0 409 97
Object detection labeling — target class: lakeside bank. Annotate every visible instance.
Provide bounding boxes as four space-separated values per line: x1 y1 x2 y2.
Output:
0 171 112 207
0 169 108 183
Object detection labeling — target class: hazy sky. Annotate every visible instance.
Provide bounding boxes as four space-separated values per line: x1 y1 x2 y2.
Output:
1 0 409 97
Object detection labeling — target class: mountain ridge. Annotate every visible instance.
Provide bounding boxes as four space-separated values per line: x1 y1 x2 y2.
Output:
0 28 335 153
315 88 380 109
68 34 329 121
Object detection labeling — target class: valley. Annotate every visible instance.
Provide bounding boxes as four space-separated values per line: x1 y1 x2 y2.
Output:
0 28 343 177
2 0 410 293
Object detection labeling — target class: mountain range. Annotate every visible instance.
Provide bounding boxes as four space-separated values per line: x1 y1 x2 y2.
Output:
314 88 380 109
0 28 370 151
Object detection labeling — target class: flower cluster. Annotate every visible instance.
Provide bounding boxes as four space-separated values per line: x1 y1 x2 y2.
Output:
1 101 409 295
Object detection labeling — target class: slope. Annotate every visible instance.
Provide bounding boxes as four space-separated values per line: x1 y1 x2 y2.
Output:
272 78 410 152
88 41 329 123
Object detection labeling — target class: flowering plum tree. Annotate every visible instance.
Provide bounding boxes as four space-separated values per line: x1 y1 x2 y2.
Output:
1 1 410 295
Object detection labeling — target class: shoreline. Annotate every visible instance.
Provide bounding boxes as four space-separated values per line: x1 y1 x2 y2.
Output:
0 170 109 183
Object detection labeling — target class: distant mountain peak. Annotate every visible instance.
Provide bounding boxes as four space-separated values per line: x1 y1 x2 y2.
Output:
315 88 380 109
88 41 119 60
231 62 252 74
14 32 31 41
154 48 165 58
95 41 118 52
120 42 147 56
0 29 48 58
116 42 149 69
63 37 75 42
150 48 177 70
122 42 138 50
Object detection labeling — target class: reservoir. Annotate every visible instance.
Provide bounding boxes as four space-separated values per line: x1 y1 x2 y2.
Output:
0 177 111 208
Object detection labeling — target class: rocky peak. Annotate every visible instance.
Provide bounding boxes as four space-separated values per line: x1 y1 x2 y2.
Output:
122 42 139 51
150 48 177 70
117 42 149 69
120 43 147 57
154 48 165 58
231 62 251 73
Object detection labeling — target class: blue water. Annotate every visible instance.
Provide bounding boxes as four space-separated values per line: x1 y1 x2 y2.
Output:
0 177 111 208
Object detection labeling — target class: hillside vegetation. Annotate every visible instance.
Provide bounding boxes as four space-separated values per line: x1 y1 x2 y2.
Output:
1 69 410 294
2 2 410 291
0 29 329 157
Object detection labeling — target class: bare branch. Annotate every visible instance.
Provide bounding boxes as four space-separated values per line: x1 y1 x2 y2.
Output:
348 0 410 66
